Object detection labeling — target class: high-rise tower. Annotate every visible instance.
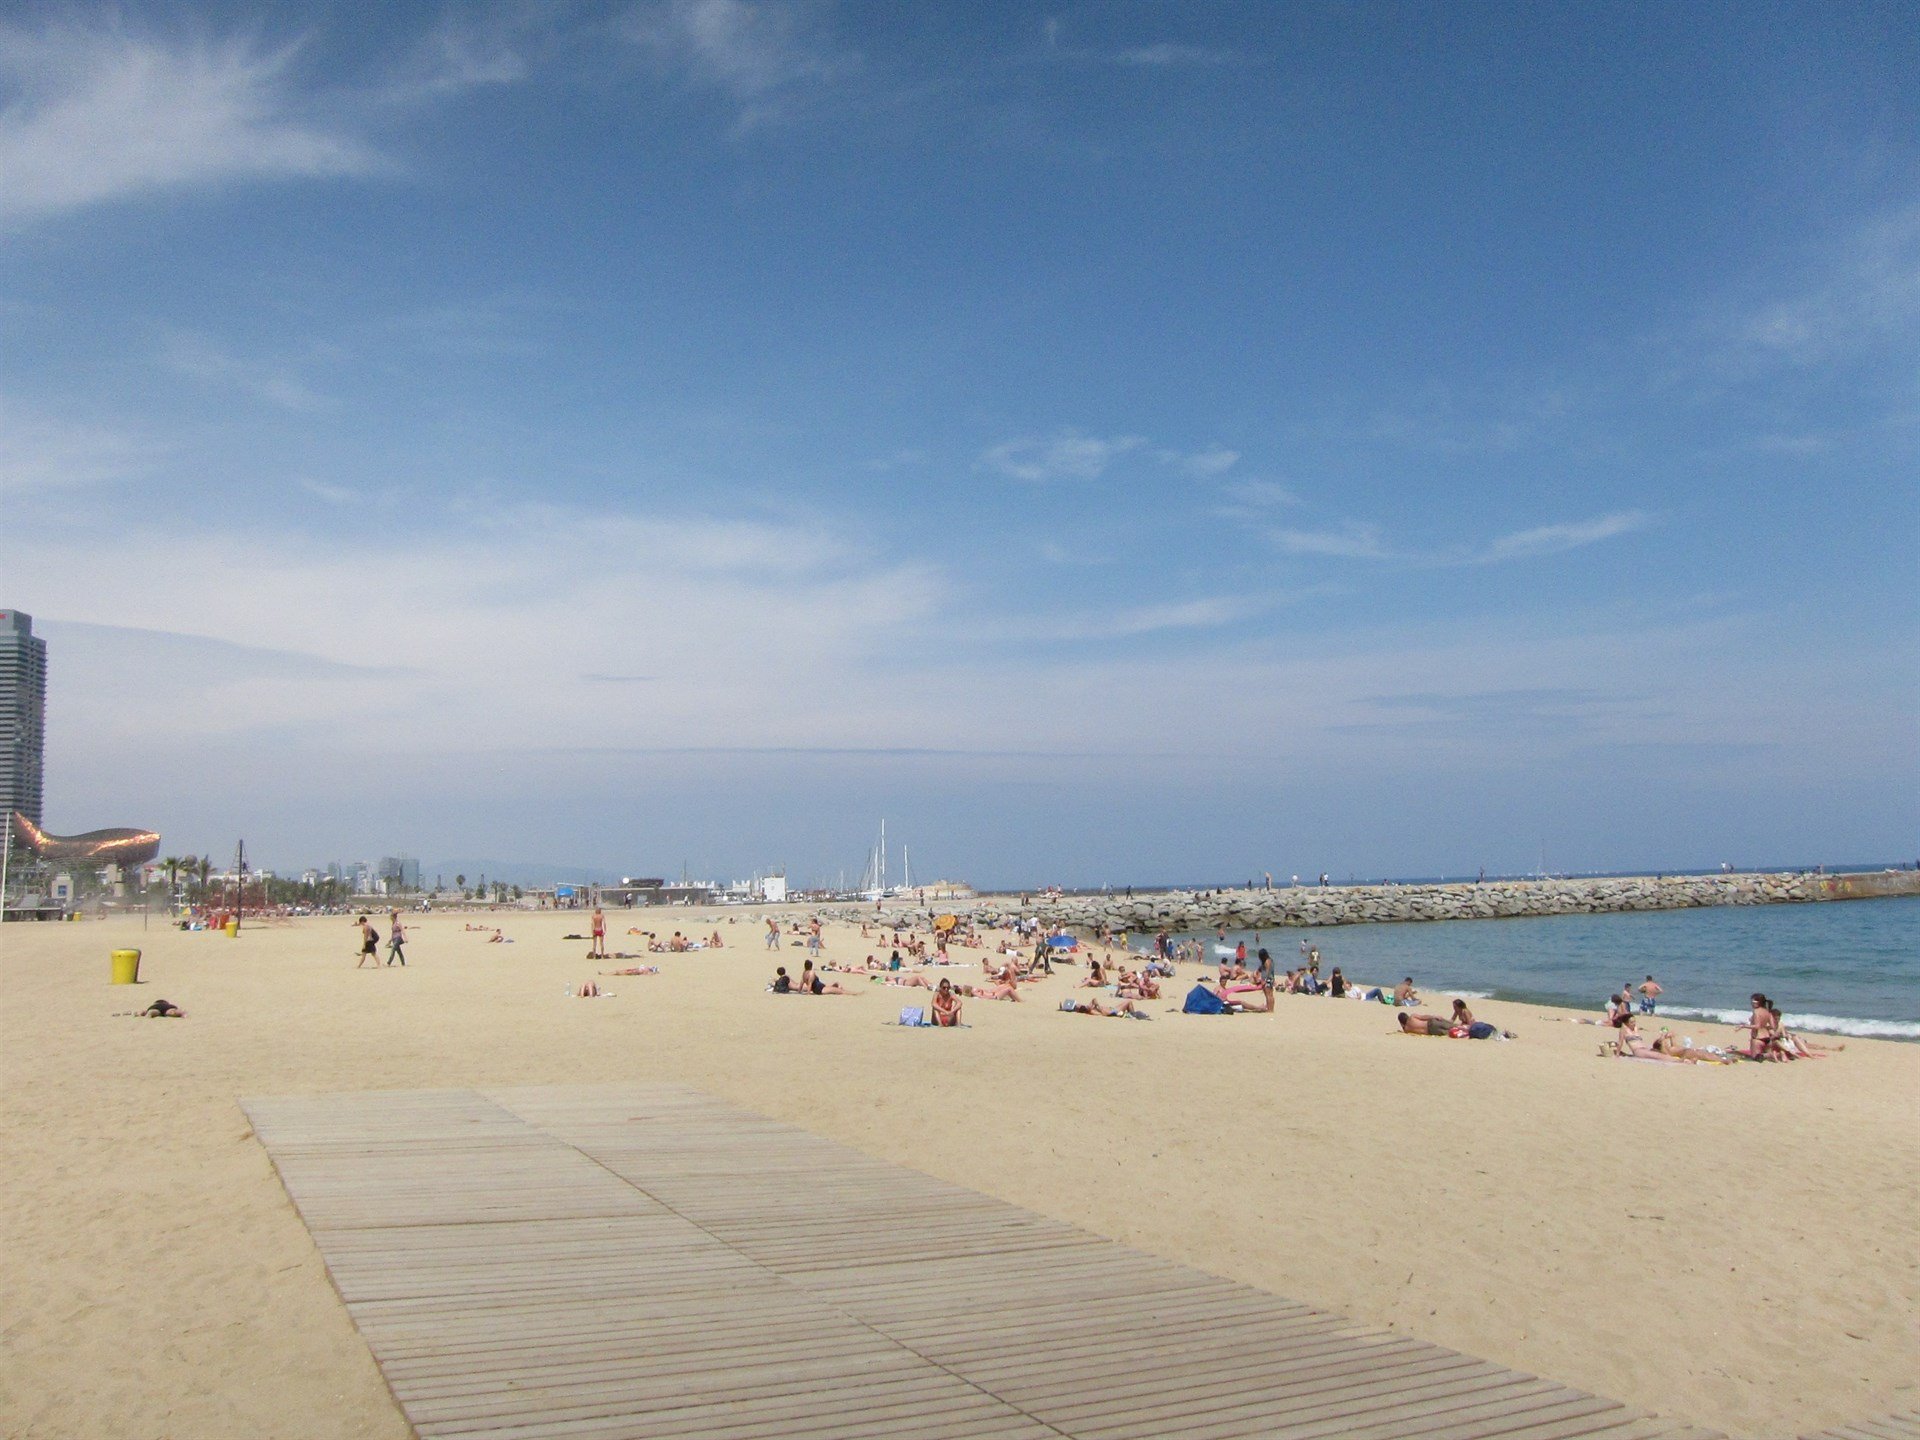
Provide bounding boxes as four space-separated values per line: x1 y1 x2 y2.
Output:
0 610 48 826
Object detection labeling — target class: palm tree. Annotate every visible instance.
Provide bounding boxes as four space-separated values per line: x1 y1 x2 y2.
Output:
455 873 466 892
160 856 184 900
196 855 211 896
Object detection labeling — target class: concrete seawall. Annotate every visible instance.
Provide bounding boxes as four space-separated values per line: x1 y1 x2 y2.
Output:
966 868 1920 935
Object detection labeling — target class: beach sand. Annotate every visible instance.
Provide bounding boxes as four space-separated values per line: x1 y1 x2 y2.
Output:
2 905 1914 1439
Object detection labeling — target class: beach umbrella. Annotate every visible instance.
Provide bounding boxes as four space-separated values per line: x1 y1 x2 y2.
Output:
933 914 958 933
1046 934 1078 949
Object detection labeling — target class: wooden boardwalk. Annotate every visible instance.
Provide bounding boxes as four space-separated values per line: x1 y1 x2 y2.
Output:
244 1083 1726 1440
1803 1415 1920 1440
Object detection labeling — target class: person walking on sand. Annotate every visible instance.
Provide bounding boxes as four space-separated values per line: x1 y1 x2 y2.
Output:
386 910 407 966
589 906 607 959
355 915 379 968
1638 975 1662 1015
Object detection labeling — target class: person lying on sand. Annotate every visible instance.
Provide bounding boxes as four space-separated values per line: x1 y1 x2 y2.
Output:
1609 1016 1702 1061
486 930 511 943
1648 1029 1733 1063
599 965 660 976
1058 996 1148 1018
1397 1012 1451 1036
118 998 185 1018
958 979 1020 1002
573 981 609 997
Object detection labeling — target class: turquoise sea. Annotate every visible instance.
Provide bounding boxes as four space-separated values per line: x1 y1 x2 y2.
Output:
1164 896 1919 1039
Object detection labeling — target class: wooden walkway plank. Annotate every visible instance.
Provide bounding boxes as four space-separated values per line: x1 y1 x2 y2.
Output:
247 1083 1726 1440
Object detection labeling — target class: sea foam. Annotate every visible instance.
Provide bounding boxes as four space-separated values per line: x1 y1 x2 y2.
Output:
1660 1005 1920 1040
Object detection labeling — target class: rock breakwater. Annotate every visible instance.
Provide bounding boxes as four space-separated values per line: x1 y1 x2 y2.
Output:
959 869 1920 935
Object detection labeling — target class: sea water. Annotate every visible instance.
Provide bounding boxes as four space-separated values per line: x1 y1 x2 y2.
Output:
1168 896 1919 1039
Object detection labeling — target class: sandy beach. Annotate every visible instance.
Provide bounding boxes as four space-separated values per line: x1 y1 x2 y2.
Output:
2 905 1914 1440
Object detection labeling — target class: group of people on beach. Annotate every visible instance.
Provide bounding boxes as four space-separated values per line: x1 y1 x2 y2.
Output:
352 912 406 968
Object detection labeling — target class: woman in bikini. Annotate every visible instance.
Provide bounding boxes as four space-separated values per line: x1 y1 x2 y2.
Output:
931 978 962 1026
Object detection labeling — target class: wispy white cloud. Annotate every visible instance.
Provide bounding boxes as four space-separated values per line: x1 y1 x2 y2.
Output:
0 18 377 224
1270 510 1652 566
296 478 360 506
1110 43 1237 67
0 399 154 494
159 330 330 411
1024 596 1262 642
619 0 858 132
1271 522 1391 560
379 13 532 103
1156 443 1239 477
1038 21 1240 68
1472 510 1650 564
981 428 1144 482
1692 205 1920 380
1218 478 1297 509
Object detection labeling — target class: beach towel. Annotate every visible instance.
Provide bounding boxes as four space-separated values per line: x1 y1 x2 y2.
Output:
1182 984 1227 1015
897 1006 928 1027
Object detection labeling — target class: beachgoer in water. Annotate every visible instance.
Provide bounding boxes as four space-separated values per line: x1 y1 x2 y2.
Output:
1637 975 1662 1014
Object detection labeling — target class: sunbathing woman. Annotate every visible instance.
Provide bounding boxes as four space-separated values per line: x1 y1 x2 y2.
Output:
801 968 857 995
1080 959 1109 988
931 978 962 1026
1611 1016 1695 1061
599 965 660 976
1058 995 1144 1017
961 977 1020 1002
1650 1029 1734 1063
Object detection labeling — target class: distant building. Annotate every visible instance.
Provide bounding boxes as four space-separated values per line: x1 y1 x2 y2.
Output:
0 610 48 826
377 855 421 893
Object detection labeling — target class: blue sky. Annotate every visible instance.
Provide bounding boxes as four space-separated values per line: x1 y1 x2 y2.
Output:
2 1 1915 886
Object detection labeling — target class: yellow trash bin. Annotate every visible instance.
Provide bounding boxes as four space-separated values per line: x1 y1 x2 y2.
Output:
224 919 239 938
111 948 142 984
